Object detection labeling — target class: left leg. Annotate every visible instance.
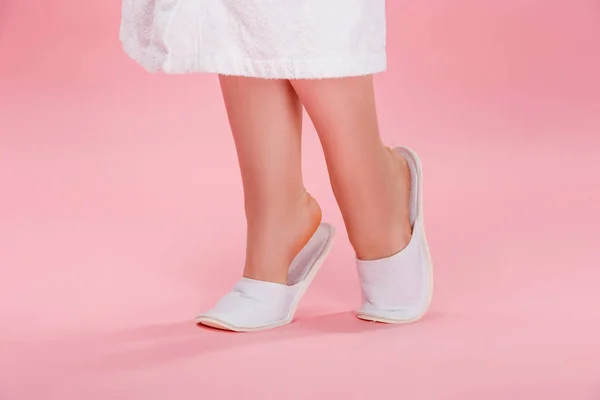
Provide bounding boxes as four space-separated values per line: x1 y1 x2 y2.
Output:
219 76 322 284
196 76 330 331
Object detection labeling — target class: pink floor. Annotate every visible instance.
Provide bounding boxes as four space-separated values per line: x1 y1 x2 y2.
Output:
1 1 600 399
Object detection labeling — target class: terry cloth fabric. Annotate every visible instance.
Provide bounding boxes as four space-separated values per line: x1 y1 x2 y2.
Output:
120 0 387 79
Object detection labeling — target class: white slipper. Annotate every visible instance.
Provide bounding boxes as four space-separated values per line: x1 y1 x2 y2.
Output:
356 147 433 324
195 223 335 332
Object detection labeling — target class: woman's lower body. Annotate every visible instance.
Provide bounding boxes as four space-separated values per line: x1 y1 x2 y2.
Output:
120 0 433 331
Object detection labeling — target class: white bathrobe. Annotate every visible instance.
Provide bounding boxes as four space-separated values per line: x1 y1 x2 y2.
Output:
120 0 387 79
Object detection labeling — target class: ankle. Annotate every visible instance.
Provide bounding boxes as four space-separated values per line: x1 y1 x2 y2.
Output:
354 230 412 261
287 191 322 259
243 191 322 284
352 147 412 261
301 191 323 227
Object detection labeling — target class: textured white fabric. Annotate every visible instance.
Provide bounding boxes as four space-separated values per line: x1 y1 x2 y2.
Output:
198 278 301 329
356 147 433 322
196 223 335 331
120 0 386 79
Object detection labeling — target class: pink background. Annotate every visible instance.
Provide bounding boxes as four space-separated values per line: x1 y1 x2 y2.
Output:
1 0 600 398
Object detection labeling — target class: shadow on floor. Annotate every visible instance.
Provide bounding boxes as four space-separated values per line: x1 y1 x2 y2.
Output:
18 310 445 379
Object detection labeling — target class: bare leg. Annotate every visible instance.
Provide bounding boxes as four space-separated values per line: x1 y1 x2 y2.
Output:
290 76 411 260
219 76 322 284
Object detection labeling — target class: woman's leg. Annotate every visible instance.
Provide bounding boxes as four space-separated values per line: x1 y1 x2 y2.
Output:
290 76 411 260
219 76 322 284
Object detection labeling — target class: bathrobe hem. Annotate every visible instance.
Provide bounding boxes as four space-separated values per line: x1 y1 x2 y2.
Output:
121 40 386 79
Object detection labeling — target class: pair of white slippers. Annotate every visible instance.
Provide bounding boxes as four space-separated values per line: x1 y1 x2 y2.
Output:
196 147 433 332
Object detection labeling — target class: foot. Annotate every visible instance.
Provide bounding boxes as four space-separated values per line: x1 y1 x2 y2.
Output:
196 222 336 332
356 147 433 323
243 191 322 284
354 147 413 261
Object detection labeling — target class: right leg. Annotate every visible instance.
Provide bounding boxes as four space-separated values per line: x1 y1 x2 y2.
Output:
290 76 433 324
290 76 412 261
219 76 322 284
